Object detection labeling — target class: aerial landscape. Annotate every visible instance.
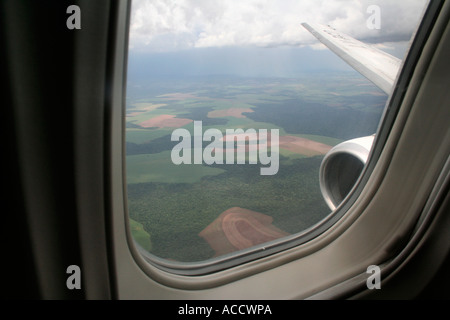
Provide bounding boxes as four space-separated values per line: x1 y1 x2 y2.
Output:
125 72 387 262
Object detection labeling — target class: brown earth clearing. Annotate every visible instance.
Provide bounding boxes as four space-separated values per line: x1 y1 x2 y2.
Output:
219 133 332 157
279 136 332 156
199 207 290 257
138 114 193 128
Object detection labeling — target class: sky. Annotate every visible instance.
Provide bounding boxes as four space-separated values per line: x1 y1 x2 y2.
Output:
127 0 429 78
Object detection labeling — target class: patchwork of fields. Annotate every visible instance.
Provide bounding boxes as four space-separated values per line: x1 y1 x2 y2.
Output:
125 74 387 262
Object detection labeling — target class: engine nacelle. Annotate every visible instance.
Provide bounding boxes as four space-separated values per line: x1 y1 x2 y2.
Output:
319 135 375 211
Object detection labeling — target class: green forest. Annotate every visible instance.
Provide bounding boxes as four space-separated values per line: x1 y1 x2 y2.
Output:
127 156 329 262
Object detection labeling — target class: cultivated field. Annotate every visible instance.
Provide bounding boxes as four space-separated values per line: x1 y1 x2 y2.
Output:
139 114 193 128
199 207 290 257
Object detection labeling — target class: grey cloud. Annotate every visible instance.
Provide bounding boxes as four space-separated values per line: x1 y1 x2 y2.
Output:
129 0 429 52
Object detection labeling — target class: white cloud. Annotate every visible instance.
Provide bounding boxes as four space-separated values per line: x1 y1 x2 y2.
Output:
129 0 429 52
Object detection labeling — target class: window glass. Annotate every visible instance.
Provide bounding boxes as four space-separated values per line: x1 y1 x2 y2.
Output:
125 0 428 264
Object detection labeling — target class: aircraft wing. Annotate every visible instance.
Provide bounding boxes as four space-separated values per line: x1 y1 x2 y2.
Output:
302 22 402 95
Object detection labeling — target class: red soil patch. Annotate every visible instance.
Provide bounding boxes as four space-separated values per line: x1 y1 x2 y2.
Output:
208 108 254 119
217 133 331 157
138 114 193 128
279 136 332 156
199 207 289 257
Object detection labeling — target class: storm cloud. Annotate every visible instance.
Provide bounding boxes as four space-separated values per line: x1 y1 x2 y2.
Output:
129 0 429 52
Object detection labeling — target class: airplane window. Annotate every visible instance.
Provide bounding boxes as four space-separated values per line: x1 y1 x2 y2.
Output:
124 0 429 271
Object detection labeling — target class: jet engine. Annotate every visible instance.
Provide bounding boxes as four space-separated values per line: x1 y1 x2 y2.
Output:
319 135 375 211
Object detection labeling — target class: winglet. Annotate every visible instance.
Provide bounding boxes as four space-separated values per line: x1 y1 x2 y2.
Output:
302 22 401 95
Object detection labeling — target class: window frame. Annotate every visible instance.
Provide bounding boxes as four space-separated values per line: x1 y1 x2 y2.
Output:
108 0 449 297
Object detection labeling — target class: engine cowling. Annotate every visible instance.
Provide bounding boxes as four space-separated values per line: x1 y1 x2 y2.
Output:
319 135 375 211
